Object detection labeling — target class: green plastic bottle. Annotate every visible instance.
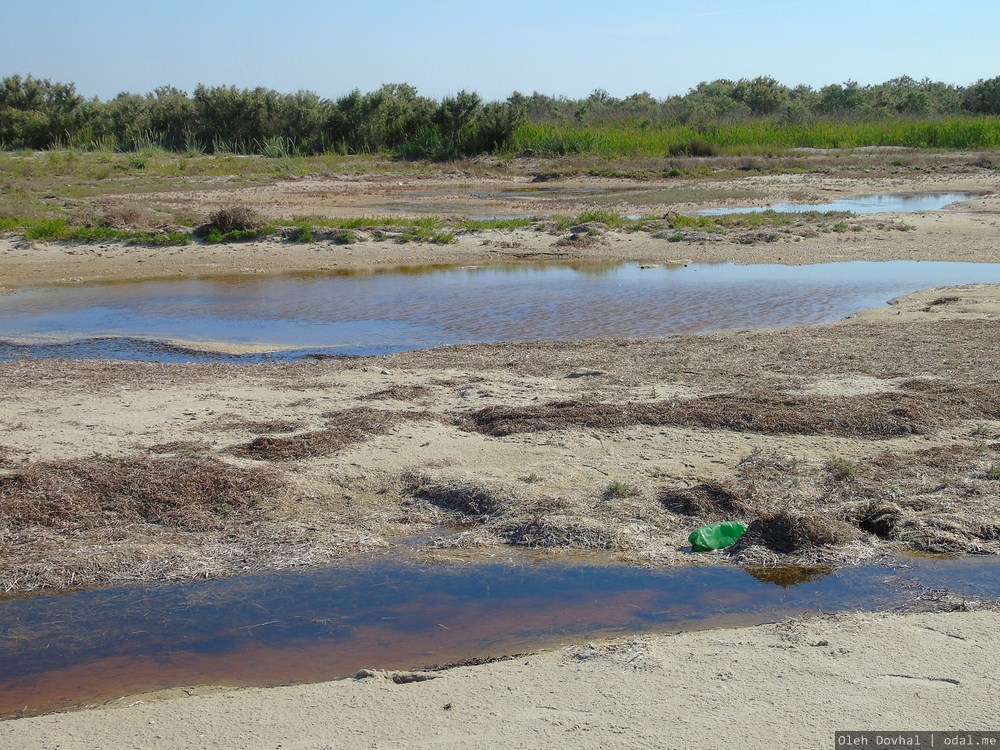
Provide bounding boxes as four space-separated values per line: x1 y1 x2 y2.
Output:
688 521 747 551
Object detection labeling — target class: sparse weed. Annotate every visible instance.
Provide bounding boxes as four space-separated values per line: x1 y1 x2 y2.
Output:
332 229 358 244
604 480 640 499
828 455 858 479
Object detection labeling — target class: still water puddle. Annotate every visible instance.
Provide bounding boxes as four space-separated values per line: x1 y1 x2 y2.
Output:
699 191 980 215
3 261 999 362
1 556 998 717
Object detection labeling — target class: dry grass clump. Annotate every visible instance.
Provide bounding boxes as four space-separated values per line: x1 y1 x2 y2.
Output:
736 450 801 482
201 415 303 434
97 204 143 229
360 384 433 402
403 473 511 518
734 510 863 555
857 501 904 539
231 407 423 461
145 440 212 455
231 430 338 461
207 205 263 233
498 516 615 549
0 455 278 532
831 444 1000 554
658 481 750 518
667 390 952 437
461 385 996 439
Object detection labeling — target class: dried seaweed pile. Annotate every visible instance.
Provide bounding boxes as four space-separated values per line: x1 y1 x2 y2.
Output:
231 407 433 461
0 455 278 532
461 381 1000 439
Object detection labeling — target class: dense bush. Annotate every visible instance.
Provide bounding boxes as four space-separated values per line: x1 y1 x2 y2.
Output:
1 74 998 158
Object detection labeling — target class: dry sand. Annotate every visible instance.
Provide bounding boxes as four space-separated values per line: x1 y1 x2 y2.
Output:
2 164 999 746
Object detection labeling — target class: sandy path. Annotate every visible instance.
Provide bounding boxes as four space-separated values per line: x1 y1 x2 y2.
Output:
2 610 997 749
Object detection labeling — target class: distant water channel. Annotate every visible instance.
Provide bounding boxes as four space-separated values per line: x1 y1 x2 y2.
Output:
2 260 1000 362
698 191 978 216
2 556 1000 717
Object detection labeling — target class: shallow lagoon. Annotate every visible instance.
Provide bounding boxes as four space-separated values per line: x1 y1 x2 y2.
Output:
3 260 999 361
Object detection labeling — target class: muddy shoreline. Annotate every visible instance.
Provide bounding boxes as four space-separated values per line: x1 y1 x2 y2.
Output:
2 169 999 288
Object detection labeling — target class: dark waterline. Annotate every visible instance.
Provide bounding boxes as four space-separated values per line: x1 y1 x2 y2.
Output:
698 191 979 216
1 556 998 718
3 260 999 363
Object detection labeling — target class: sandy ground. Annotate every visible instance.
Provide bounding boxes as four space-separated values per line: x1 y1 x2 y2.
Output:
1 171 999 288
2 610 998 749
2 163 999 745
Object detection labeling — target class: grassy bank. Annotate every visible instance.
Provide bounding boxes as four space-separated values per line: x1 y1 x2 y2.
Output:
512 117 1000 158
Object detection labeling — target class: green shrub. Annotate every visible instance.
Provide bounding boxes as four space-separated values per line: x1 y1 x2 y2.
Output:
290 225 314 242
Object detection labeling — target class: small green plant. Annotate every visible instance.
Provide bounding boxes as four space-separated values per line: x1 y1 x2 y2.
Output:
332 229 358 244
290 225 314 243
828 455 857 479
987 465 1000 481
522 472 542 484
23 218 68 241
604 480 640 499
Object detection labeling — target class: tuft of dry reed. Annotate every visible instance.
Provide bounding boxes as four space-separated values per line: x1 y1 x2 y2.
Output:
403 474 511 518
658 481 751 518
734 510 863 554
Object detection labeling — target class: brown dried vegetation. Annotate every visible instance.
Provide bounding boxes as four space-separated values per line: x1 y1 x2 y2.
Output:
361 385 433 402
734 511 863 555
231 407 429 461
0 455 279 532
461 381 1000 440
658 481 751 519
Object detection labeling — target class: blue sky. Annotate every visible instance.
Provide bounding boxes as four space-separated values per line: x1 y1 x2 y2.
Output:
3 0 998 101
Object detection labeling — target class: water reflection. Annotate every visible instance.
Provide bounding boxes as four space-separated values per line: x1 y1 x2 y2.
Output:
2 260 1000 362
2 556 999 717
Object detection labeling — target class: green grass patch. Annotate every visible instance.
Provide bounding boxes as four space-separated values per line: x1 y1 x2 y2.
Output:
512 116 1000 158
9 215 191 244
332 230 359 244
289 225 315 243
461 218 535 231
551 210 654 232
201 226 273 244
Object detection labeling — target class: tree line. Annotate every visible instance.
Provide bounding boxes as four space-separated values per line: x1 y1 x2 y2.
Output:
1 74 999 156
